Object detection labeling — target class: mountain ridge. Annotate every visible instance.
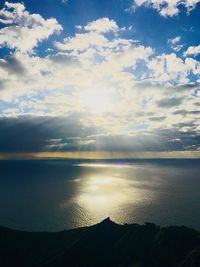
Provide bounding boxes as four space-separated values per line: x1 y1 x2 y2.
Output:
0 218 200 267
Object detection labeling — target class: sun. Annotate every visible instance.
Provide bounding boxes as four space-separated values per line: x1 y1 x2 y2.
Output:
80 88 112 114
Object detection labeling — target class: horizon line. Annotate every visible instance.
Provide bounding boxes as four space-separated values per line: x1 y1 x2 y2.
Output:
0 151 200 160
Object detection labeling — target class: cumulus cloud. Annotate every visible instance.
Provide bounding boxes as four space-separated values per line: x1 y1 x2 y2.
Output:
184 45 200 57
84 18 119 33
54 19 152 72
147 53 200 85
133 0 200 16
54 18 136 54
0 1 62 53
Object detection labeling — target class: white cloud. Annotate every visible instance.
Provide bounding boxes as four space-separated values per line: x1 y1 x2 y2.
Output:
169 36 181 45
54 18 130 53
0 2 62 53
146 53 200 87
55 31 109 52
84 18 119 33
184 45 200 57
168 36 184 51
75 25 83 30
133 0 200 16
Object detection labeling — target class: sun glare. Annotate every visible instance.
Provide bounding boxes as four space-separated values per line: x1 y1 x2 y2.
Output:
80 88 112 114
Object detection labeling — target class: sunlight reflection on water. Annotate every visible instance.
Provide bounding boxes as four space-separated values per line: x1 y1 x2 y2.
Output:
61 164 157 227
1 160 200 231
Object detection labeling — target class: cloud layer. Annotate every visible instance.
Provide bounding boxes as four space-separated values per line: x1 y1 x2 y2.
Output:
0 2 200 153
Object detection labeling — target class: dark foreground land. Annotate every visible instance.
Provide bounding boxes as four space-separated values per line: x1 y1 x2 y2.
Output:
0 218 200 267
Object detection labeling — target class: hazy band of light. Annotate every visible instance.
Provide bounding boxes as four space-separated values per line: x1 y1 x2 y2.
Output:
0 151 200 160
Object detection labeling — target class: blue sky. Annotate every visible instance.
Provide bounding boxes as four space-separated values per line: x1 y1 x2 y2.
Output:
1 0 200 54
0 0 200 157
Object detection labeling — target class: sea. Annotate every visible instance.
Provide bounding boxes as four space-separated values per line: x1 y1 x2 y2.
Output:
0 159 200 231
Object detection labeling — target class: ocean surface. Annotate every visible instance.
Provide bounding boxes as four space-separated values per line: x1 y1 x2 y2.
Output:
0 159 200 231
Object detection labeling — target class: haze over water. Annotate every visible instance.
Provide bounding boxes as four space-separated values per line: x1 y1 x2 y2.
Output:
0 159 200 232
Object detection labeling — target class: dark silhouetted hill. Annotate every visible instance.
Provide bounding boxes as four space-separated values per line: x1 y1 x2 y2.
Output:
0 218 200 267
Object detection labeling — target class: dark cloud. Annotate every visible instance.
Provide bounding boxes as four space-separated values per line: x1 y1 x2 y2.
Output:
0 115 96 153
136 82 197 93
136 111 155 117
149 116 166 121
48 130 200 153
173 110 200 116
194 102 200 107
155 128 200 151
0 115 199 153
50 54 80 66
174 83 198 90
157 97 184 108
0 79 7 90
0 55 25 75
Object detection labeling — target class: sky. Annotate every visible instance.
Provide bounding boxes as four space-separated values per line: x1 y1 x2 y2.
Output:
0 0 200 158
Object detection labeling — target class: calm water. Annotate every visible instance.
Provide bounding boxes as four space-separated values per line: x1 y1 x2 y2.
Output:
0 159 200 231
